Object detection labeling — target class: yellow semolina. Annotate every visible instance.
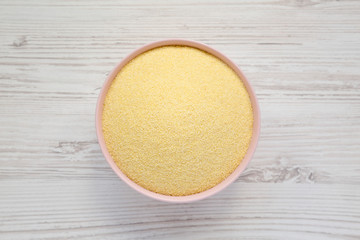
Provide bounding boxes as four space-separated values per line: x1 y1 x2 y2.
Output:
102 46 253 196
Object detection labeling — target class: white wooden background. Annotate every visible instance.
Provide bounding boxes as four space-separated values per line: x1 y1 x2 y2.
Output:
1 0 360 239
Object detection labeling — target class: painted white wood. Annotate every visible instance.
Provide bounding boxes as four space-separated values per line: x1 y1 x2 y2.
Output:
0 0 359 239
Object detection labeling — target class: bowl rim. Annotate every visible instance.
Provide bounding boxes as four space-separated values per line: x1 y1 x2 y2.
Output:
96 39 260 203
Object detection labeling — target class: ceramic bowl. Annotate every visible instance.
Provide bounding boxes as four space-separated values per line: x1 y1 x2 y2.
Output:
96 39 260 203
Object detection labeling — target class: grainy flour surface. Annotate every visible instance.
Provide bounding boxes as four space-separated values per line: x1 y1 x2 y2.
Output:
102 46 253 196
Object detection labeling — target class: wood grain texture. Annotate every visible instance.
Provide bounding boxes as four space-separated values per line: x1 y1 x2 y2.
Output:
0 0 359 239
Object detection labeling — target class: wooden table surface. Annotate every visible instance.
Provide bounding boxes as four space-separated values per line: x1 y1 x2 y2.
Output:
1 1 360 239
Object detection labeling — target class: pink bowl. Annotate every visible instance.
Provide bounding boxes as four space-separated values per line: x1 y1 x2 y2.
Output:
96 39 260 203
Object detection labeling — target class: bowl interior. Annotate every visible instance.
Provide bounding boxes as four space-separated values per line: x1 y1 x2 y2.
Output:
96 39 260 203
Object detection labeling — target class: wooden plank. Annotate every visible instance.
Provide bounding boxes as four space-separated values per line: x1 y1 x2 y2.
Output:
0 0 359 239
